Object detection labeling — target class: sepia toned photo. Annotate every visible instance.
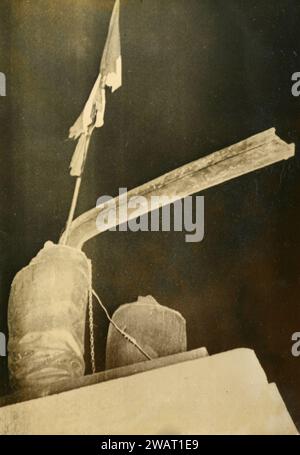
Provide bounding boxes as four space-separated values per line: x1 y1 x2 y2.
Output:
0 0 300 438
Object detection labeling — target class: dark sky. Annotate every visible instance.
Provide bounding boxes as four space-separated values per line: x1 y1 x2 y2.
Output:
1 0 300 429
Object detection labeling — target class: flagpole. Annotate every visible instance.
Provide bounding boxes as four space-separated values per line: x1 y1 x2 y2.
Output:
61 0 121 246
61 132 92 245
61 177 82 245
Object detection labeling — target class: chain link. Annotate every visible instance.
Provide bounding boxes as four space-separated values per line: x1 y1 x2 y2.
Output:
88 261 96 374
87 260 152 374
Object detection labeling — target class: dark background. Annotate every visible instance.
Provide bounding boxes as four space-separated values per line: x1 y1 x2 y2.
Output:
1 0 300 428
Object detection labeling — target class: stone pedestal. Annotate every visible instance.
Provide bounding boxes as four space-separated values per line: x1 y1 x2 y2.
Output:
0 348 297 435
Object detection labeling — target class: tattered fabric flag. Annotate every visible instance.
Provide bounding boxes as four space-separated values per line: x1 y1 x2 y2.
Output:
69 0 122 177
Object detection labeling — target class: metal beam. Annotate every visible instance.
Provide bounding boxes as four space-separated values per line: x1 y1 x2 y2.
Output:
60 128 295 249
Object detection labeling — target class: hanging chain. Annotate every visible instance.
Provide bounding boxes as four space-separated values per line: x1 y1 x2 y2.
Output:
87 259 152 375
92 289 152 361
88 261 96 374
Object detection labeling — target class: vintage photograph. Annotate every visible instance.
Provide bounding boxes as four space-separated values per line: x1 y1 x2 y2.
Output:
0 0 300 436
